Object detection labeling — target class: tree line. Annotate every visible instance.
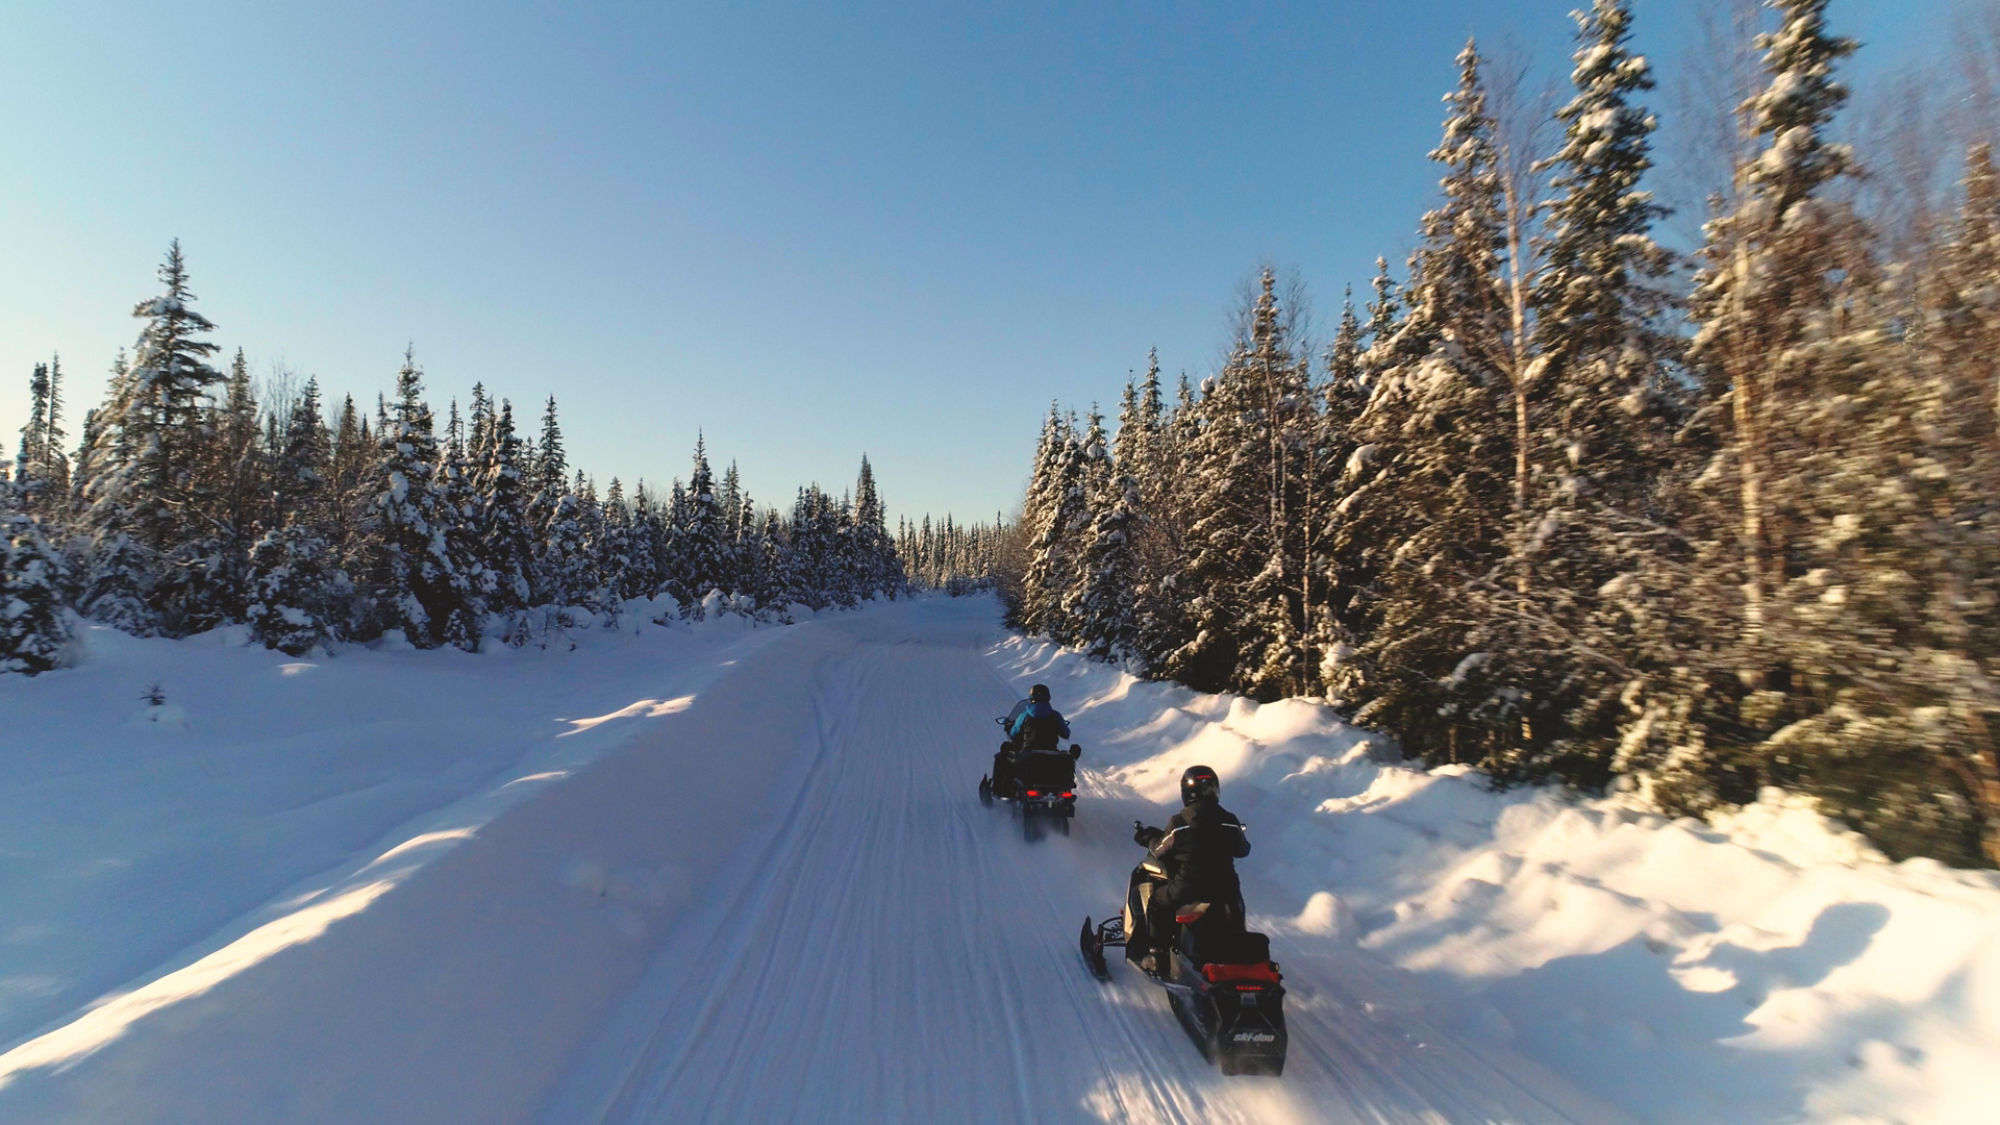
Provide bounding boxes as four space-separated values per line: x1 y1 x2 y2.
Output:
897 513 1007 596
1004 0 2000 867
2 241 906 666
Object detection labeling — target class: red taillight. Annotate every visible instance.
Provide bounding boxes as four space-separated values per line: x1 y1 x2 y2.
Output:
1060 791 1074 798
1025 789 1040 797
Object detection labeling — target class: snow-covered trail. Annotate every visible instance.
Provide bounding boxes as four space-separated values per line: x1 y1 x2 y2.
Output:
0 598 1627 1123
543 601 1624 1124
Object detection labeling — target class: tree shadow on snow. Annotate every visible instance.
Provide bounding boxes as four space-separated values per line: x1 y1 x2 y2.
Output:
1465 900 1891 1124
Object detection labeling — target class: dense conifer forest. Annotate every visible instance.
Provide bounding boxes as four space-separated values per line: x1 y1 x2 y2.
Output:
2 237 916 672
1001 0 2000 867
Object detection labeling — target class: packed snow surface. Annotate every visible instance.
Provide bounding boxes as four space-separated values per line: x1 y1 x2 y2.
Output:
0 595 1993 1123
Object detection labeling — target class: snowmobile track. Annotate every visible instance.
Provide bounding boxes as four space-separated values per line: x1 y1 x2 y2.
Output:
540 605 1629 1124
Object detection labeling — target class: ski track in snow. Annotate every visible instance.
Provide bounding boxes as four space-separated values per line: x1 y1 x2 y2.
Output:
0 600 1631 1123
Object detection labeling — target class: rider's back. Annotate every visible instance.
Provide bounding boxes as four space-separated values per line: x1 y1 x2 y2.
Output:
1157 798 1250 896
1011 701 1069 750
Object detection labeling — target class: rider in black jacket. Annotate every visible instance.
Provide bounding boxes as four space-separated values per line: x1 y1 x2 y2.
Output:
1132 765 1250 972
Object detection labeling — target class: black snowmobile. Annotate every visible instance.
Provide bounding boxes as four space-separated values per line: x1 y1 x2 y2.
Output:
978 716 1082 841
1079 846 1288 1076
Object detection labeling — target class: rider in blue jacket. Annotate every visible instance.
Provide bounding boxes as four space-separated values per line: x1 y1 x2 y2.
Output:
1006 683 1071 750
992 683 1070 792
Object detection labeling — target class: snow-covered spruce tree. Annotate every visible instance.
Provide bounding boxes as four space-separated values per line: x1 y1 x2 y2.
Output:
524 395 568 599
783 485 832 611
1129 374 1199 670
730 495 771 610
211 348 268 543
1304 290 1371 691
537 489 595 615
593 477 637 606
1071 426 1143 662
361 350 481 650
327 394 371 564
15 355 70 516
77 243 227 635
851 454 903 600
1885 142 2000 862
1742 141 2000 865
623 481 665 602
466 383 493 467
823 488 861 608
1361 257 1405 371
657 478 690 602
272 376 331 527
1011 406 1072 634
1156 368 1258 692
475 399 536 617
167 346 264 631
0 503 73 676
1003 404 1057 627
67 351 120 523
1228 272 1323 700
1469 0 1686 788
244 522 347 656
1646 0 1869 812
1331 42 1519 760
572 470 612 609
757 506 790 612
438 400 493 629
1021 410 1090 644
15 362 48 490
676 435 728 614
1056 407 1114 648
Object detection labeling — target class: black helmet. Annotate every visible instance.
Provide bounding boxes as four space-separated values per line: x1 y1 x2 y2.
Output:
1029 683 1051 703
1180 765 1220 806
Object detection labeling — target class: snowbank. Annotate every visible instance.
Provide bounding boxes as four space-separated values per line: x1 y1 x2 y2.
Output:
993 636 2000 1125
0 604 788 1060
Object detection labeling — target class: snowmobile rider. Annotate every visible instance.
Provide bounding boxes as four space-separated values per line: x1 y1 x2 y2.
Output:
1131 765 1251 974
993 684 1070 792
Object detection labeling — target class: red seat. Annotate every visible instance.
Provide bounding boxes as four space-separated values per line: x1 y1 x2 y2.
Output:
1200 961 1282 984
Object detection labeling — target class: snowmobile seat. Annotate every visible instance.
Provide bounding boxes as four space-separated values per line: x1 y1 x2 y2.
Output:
1200 960 1282 984
1183 923 1270 968
1015 749 1076 791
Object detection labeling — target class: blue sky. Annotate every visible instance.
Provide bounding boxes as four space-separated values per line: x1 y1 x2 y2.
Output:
0 1 1959 525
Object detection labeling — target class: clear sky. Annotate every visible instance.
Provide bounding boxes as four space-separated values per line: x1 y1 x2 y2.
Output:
0 0 1961 526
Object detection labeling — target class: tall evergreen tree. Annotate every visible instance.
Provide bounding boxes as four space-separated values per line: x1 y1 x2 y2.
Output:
1643 0 1868 813
477 400 536 616
91 241 224 552
0 503 72 675
364 350 481 650
1072 425 1143 661
273 376 331 523
851 454 901 599
674 434 727 611
79 242 226 634
1472 0 1685 787
16 356 69 513
1019 411 1087 641
1332 42 1519 756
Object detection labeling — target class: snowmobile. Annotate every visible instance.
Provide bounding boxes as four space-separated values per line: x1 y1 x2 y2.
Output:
978 716 1082 841
1078 846 1288 1076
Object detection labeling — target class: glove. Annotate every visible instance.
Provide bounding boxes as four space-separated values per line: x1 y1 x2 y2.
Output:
1133 821 1163 848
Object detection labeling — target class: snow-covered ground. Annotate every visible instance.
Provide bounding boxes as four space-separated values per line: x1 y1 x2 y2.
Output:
0 594 1993 1123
